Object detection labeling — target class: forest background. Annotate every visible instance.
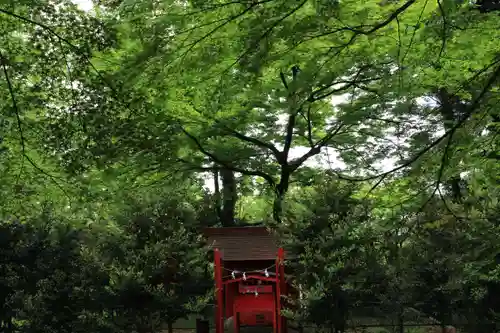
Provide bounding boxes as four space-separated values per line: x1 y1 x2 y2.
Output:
0 0 499 332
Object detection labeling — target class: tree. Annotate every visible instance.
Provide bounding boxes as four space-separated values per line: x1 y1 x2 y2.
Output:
0 215 111 333
278 177 373 333
0 1 499 333
37 0 498 224
104 193 211 333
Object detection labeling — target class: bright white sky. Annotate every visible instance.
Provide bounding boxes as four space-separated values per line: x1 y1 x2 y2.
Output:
73 0 93 11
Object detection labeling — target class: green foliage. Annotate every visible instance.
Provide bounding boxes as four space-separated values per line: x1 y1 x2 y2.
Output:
0 216 111 333
0 0 499 332
105 195 211 332
0 190 211 333
279 180 376 325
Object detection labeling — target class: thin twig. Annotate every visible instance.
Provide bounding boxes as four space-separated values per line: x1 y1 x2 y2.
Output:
225 0 308 73
0 8 136 116
334 62 500 182
179 124 276 188
436 0 447 61
1 51 25 183
401 0 429 64
0 50 72 201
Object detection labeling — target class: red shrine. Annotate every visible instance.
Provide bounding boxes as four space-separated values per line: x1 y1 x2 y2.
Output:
203 226 288 333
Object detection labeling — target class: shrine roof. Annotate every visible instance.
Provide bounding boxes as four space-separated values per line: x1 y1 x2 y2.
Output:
203 226 280 261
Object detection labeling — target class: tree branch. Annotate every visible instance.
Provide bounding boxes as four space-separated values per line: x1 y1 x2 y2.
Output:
365 0 416 34
436 0 447 61
308 65 382 102
189 104 282 160
288 0 417 54
1 52 25 155
282 65 304 163
178 1 264 60
226 0 307 73
1 51 71 200
0 8 136 117
288 123 346 170
178 0 275 17
224 127 282 160
280 71 288 90
179 126 276 188
315 123 346 147
1 51 26 183
335 61 500 182
305 105 314 147
282 112 297 162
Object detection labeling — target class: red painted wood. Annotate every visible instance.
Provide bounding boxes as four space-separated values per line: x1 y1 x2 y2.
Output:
222 274 278 285
222 259 275 271
275 248 283 333
234 312 240 333
279 249 287 333
212 245 288 333
238 284 273 294
239 311 274 327
225 282 231 318
214 249 224 333
234 293 275 326
233 293 275 312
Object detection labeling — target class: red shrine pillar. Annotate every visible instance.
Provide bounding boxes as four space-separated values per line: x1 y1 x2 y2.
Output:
213 244 286 333
274 248 286 333
214 249 224 333
275 248 285 333
279 248 287 333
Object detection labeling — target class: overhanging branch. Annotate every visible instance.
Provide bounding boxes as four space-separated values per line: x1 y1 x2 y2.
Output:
189 104 282 160
308 64 382 102
365 0 416 34
223 127 282 160
1 51 71 200
179 126 276 188
0 8 136 117
288 123 346 170
226 0 307 73
335 62 500 182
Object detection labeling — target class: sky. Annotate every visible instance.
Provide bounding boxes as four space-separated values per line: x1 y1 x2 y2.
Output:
73 0 93 11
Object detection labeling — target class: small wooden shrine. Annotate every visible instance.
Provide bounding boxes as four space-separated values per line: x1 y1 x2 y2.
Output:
203 226 288 333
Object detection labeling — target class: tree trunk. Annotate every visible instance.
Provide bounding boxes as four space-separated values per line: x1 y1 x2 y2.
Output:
220 168 236 226
273 168 291 223
397 308 404 333
213 167 222 222
272 193 284 223
168 321 174 333
436 88 466 202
